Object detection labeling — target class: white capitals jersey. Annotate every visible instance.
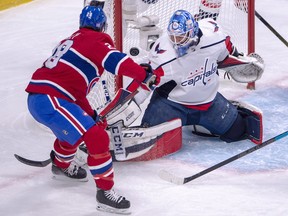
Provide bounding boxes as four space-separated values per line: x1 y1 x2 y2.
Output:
148 18 231 106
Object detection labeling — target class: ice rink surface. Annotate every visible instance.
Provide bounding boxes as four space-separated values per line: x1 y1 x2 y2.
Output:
0 0 287 215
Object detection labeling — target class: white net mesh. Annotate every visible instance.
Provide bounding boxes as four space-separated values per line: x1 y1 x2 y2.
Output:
87 71 117 113
118 0 250 57
86 1 117 113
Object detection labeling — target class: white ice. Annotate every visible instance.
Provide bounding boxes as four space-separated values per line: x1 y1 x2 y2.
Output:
0 0 288 215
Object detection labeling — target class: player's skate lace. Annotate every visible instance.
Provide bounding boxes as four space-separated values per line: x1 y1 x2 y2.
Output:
51 161 87 181
96 188 130 213
104 189 124 203
63 162 79 176
50 150 88 181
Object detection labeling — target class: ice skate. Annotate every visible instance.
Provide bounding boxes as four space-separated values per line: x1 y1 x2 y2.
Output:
51 151 88 182
51 162 88 182
96 188 131 215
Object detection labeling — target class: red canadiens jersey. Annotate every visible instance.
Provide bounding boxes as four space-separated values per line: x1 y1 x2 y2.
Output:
26 28 146 116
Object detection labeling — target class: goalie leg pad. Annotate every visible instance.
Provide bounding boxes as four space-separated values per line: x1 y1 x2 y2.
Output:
109 118 182 161
130 123 182 162
106 99 141 127
230 101 263 144
77 119 183 162
109 121 127 161
220 113 246 143
194 100 263 145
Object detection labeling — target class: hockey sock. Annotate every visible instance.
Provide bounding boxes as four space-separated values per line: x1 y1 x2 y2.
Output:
83 125 114 190
52 139 80 169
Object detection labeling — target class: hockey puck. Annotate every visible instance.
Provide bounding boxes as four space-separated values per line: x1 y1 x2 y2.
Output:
130 47 140 56
142 0 159 4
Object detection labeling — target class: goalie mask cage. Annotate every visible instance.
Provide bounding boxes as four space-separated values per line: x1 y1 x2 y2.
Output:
87 0 255 112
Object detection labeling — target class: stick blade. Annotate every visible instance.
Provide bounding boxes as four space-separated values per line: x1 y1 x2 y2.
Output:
14 154 51 167
158 170 185 185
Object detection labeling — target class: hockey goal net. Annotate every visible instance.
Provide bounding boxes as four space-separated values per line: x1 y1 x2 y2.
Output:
87 0 255 112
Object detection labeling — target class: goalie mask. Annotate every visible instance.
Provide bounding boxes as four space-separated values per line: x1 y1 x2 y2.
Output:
167 10 199 57
79 6 107 32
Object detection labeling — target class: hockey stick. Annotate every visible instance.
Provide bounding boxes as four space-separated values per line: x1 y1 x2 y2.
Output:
14 154 52 167
159 130 288 185
235 3 288 47
14 88 141 167
255 11 288 47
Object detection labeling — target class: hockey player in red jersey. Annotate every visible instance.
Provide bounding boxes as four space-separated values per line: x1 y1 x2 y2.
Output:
140 9 264 145
25 5 157 215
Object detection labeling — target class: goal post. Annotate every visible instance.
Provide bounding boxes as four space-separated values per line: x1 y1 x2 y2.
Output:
233 0 256 89
247 0 256 89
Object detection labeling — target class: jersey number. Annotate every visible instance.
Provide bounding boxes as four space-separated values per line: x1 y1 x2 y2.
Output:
44 40 73 69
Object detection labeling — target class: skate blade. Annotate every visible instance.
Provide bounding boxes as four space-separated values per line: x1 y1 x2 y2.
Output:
97 203 131 215
52 175 88 182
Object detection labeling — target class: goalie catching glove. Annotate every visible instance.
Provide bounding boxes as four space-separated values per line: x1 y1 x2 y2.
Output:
219 52 265 83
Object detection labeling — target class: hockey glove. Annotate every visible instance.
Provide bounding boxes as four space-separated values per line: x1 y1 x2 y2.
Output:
93 110 108 129
96 118 108 130
219 53 265 83
92 110 100 122
140 63 160 91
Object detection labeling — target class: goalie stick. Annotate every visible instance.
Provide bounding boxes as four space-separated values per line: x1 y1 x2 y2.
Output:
159 130 288 185
14 87 140 167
